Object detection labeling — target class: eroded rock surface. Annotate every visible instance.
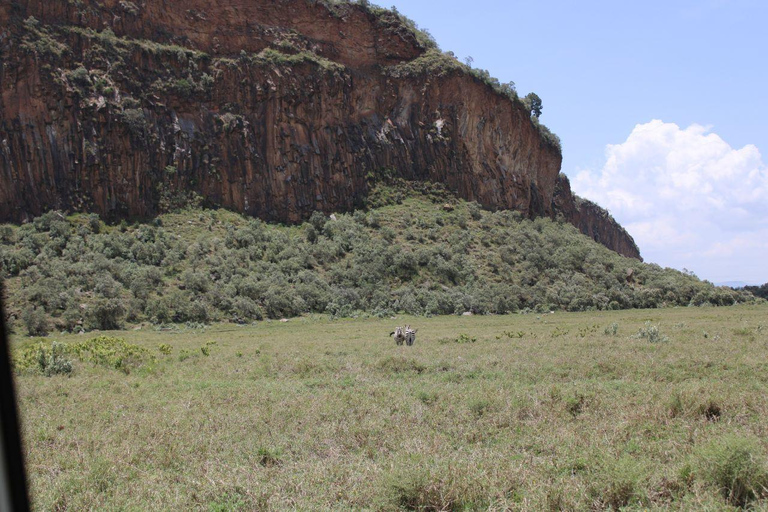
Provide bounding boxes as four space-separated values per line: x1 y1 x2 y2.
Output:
0 0 640 259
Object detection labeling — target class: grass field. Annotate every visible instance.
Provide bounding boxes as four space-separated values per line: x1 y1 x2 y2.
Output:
11 304 768 510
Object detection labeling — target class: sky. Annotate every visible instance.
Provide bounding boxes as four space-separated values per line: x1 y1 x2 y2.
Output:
387 0 768 285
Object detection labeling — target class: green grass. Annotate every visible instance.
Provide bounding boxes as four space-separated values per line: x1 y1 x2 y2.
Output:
13 304 768 510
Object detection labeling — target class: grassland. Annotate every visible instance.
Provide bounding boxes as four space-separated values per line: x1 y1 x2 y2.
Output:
12 304 768 510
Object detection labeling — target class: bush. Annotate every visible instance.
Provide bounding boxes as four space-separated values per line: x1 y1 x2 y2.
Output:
38 341 73 376
85 298 126 331
22 306 49 336
635 321 669 343
438 333 476 344
121 108 147 137
13 341 72 375
696 436 768 507
231 296 263 323
2 188 755 330
70 336 153 372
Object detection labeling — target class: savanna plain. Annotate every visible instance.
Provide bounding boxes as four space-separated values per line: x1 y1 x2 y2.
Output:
12 305 768 511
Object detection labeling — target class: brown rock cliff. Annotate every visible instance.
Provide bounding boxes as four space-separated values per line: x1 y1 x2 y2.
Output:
0 0 641 259
553 174 642 260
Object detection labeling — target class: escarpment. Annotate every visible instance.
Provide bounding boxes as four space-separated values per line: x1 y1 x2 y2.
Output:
0 0 641 259
553 174 642 260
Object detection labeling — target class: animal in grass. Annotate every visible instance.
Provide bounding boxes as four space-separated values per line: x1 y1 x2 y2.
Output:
390 326 406 346
405 325 418 346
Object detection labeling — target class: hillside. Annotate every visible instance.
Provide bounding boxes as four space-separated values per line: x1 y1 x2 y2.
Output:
0 0 640 258
0 182 752 335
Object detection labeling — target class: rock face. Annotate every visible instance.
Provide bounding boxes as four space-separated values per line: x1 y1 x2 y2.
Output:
553 174 642 260
0 0 641 259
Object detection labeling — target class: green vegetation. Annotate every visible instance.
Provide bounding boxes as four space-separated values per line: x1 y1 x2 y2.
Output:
12 336 154 374
385 48 464 78
742 282 768 299
635 321 670 343
239 48 347 74
20 17 70 58
62 25 209 61
315 0 438 50
523 92 543 118
695 435 768 507
0 182 755 334
11 305 768 509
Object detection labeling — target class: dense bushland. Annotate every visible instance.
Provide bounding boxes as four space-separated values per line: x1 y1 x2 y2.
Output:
0 181 754 334
741 283 768 300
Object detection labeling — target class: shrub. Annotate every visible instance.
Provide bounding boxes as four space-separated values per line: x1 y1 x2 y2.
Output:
180 269 211 293
696 436 768 507
94 275 122 298
121 108 147 137
70 336 153 372
22 306 49 336
67 66 92 88
635 321 669 343
3 188 756 330
438 333 476 344
13 341 72 375
85 298 126 331
231 296 264 323
37 341 74 376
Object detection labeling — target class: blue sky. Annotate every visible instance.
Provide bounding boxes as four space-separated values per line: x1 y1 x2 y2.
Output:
387 0 768 284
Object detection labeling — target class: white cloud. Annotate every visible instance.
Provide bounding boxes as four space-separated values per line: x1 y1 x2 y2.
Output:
572 120 768 284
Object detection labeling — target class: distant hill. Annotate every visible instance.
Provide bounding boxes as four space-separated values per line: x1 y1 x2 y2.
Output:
0 181 756 335
716 281 751 288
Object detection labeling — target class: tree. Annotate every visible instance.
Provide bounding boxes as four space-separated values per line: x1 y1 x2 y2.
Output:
524 92 543 118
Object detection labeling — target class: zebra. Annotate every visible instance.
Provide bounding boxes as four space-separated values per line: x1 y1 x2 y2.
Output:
405 325 417 346
390 326 406 346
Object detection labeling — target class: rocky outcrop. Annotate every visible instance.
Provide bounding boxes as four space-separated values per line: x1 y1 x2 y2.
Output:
0 0 640 259
553 174 642 260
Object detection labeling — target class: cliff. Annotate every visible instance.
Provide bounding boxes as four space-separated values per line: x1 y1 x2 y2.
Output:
0 0 641 259
553 174 642 260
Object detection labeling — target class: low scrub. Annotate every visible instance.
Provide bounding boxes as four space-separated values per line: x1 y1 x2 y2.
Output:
438 333 477 344
635 321 669 343
13 336 154 375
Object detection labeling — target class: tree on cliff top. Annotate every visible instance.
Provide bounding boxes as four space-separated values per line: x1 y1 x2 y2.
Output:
524 92 543 118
